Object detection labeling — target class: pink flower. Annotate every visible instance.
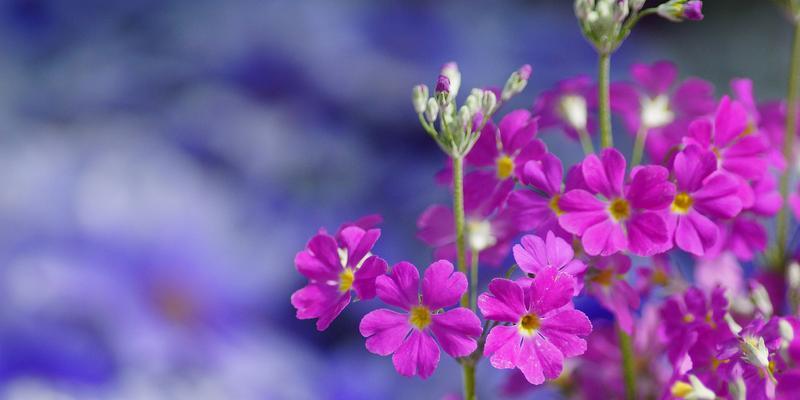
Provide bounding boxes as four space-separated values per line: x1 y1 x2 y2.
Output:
558 148 676 256
292 226 388 331
662 144 743 255
684 96 770 207
505 153 584 238
478 267 592 384
359 260 482 379
533 75 596 141
512 230 587 293
611 60 715 163
586 254 640 334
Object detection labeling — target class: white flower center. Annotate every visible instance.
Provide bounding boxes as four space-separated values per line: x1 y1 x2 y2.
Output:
559 95 587 130
640 95 674 129
467 219 496 252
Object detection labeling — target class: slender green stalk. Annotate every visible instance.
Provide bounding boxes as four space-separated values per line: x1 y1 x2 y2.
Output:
577 127 595 155
453 156 469 307
462 362 476 400
631 125 648 167
598 53 613 149
778 22 800 266
617 325 636 400
452 155 476 400
470 248 479 311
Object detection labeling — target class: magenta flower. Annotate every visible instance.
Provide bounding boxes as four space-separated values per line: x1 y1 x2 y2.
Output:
478 267 592 384
662 144 743 256
558 148 676 256
611 60 715 163
359 260 482 378
292 226 388 331
533 75 596 141
505 153 585 238
684 96 770 207
513 230 587 293
586 254 640 334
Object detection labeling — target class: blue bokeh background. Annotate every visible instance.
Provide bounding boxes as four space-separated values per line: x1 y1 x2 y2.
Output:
0 0 792 398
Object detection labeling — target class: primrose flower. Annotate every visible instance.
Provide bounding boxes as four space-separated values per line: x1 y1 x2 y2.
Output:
533 75 595 141
513 230 587 293
478 267 591 384
661 144 743 256
505 153 584 238
359 261 482 379
292 226 388 331
586 254 640 334
657 0 705 22
558 148 676 256
611 61 715 163
684 96 770 207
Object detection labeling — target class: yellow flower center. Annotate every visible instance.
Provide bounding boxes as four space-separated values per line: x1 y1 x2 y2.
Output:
549 194 564 216
591 269 615 287
671 192 694 214
683 313 695 323
705 310 716 329
608 198 630 221
338 268 355 293
496 155 514 179
409 306 432 330
670 381 693 398
710 356 729 371
518 313 541 336
651 268 669 286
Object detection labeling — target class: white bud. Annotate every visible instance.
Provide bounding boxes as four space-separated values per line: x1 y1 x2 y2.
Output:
440 62 461 100
412 84 429 114
780 318 795 346
751 282 774 317
728 377 747 400
465 94 481 115
631 0 645 11
501 65 532 101
425 98 439 124
725 313 742 335
482 90 497 115
458 106 472 129
788 262 800 289
614 0 630 22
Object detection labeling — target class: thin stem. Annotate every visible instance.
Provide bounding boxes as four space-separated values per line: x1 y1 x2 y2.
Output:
631 125 648 167
462 362 476 400
577 127 595 155
453 156 468 307
617 325 636 400
778 22 800 266
470 248 479 311
598 52 613 149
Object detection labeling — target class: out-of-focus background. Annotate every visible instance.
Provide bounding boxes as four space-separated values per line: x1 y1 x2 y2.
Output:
0 0 791 399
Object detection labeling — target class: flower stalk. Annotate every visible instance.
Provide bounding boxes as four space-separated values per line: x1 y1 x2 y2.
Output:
599 52 613 148
453 155 469 308
618 325 636 400
778 22 800 265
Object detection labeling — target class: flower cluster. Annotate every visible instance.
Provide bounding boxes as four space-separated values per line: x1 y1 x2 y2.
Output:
290 0 800 398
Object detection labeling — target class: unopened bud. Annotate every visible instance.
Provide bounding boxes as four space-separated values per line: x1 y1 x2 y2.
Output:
465 93 481 115
435 75 451 105
440 62 461 99
425 98 439 124
631 0 645 12
789 262 800 289
780 318 795 346
412 84 429 114
458 106 472 129
657 0 704 22
614 0 630 23
750 281 773 318
501 64 532 101
482 90 497 115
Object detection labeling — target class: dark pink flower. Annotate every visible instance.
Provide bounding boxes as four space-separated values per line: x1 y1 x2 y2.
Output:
478 267 591 384
513 230 587 293
662 144 743 255
533 75 596 141
611 60 715 163
586 254 640 334
292 226 387 331
359 260 481 379
558 148 676 256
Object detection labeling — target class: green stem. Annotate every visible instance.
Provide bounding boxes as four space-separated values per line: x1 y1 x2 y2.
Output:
778 22 800 266
453 156 468 307
577 127 595 155
470 248 479 311
631 125 648 167
462 362 476 400
617 325 636 400
598 52 613 149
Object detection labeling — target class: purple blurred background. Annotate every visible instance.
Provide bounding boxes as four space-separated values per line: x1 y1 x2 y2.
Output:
0 0 792 398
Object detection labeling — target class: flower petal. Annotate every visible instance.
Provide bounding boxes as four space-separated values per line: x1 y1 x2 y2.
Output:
377 261 420 310
478 278 527 322
626 211 669 256
558 189 608 235
353 256 388 300
430 308 482 358
360 308 410 355
422 260 467 310
529 267 576 315
417 205 455 247
582 219 627 256
540 308 592 357
484 325 521 369
582 148 625 198
392 329 440 379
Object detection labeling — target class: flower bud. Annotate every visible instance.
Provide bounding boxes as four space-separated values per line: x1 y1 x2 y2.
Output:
750 281 773 318
657 0 704 22
435 75 451 105
482 90 497 115
789 262 800 289
575 0 631 54
440 62 461 99
465 93 481 115
412 84 429 114
458 106 472 130
631 0 645 12
780 318 795 347
501 64 532 101
425 98 439 124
